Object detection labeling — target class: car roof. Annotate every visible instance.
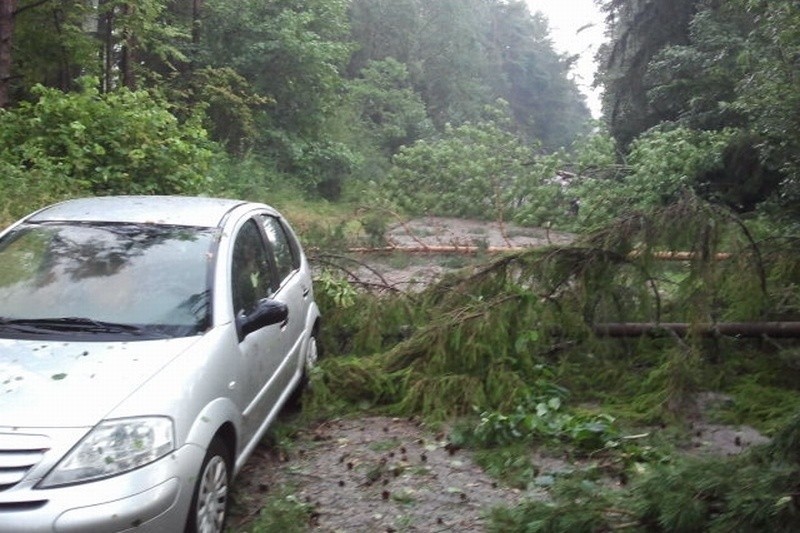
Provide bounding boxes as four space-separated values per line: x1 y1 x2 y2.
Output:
26 196 260 228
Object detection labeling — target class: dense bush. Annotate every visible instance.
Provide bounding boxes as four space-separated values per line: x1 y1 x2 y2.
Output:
386 112 530 219
574 126 737 227
384 105 580 226
0 79 215 220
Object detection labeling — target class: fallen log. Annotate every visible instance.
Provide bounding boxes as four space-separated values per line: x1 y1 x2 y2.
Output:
346 245 528 254
593 322 800 338
347 246 733 260
631 251 732 261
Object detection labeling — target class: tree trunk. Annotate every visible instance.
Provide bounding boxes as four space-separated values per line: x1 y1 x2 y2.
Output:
120 2 135 89
0 0 18 107
192 0 202 46
100 0 113 92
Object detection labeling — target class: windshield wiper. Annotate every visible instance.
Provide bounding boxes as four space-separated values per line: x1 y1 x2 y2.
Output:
0 317 149 336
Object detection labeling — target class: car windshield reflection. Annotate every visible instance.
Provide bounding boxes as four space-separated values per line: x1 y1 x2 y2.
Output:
0 222 215 340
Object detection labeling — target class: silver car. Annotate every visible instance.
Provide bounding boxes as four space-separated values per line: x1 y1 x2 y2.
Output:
0 196 320 532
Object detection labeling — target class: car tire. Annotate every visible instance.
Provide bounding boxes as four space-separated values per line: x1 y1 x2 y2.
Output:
304 334 319 376
185 436 232 533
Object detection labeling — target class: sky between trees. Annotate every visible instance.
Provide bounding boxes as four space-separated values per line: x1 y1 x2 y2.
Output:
526 0 605 117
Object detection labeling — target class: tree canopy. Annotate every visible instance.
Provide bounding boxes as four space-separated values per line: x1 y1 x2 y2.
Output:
0 0 592 211
2 0 800 222
598 0 800 216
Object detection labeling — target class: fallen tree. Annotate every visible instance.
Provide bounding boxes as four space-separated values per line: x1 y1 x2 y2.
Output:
594 321 800 338
348 244 734 260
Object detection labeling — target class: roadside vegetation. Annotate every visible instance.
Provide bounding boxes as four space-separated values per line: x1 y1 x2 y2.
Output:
305 194 800 531
2 0 800 531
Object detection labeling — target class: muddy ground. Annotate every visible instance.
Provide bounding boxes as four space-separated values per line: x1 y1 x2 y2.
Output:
229 416 536 532
227 218 769 532
228 409 767 532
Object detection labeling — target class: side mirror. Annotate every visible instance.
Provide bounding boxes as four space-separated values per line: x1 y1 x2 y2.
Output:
236 299 288 340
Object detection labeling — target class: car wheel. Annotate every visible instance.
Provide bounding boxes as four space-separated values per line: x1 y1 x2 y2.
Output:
186 436 231 533
304 334 319 375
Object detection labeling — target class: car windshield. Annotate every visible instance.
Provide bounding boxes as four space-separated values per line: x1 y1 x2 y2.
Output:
0 221 216 339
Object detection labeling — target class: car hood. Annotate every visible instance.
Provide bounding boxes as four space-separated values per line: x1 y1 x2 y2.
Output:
0 336 202 428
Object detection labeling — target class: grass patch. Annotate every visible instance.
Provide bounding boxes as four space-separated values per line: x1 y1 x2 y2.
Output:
390 489 417 505
473 444 538 489
487 473 622 533
436 254 472 269
237 489 314 533
368 438 401 452
383 252 418 270
718 379 800 435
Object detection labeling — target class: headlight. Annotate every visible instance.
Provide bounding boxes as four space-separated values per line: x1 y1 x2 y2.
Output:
40 417 174 488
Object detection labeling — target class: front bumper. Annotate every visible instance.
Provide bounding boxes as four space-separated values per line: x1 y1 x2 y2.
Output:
0 443 205 533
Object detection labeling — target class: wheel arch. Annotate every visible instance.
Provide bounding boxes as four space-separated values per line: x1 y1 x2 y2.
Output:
184 398 241 461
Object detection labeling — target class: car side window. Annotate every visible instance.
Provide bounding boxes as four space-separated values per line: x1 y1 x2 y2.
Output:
231 219 273 315
261 216 298 283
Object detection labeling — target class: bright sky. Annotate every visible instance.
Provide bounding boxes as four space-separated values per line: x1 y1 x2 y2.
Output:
525 0 606 118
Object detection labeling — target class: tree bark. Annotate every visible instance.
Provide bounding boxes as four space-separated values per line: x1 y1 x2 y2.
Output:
0 0 18 107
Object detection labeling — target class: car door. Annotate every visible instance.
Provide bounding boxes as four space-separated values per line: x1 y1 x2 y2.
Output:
229 217 285 442
259 214 310 376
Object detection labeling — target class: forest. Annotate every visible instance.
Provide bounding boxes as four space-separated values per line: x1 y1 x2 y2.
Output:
2 0 800 531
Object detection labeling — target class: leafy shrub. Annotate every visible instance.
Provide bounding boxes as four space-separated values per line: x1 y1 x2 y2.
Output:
473 379 617 452
348 58 434 155
315 270 358 310
185 67 272 156
383 105 615 228
0 160 77 225
385 105 535 220
262 130 359 200
575 126 736 227
0 78 216 219
489 423 800 533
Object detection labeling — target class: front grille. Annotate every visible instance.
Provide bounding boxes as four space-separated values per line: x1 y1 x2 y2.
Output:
0 433 50 492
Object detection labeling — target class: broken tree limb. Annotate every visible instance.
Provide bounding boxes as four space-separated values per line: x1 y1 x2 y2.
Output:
313 252 402 293
593 322 800 338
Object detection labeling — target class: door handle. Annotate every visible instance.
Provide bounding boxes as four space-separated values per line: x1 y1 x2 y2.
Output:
302 286 310 298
